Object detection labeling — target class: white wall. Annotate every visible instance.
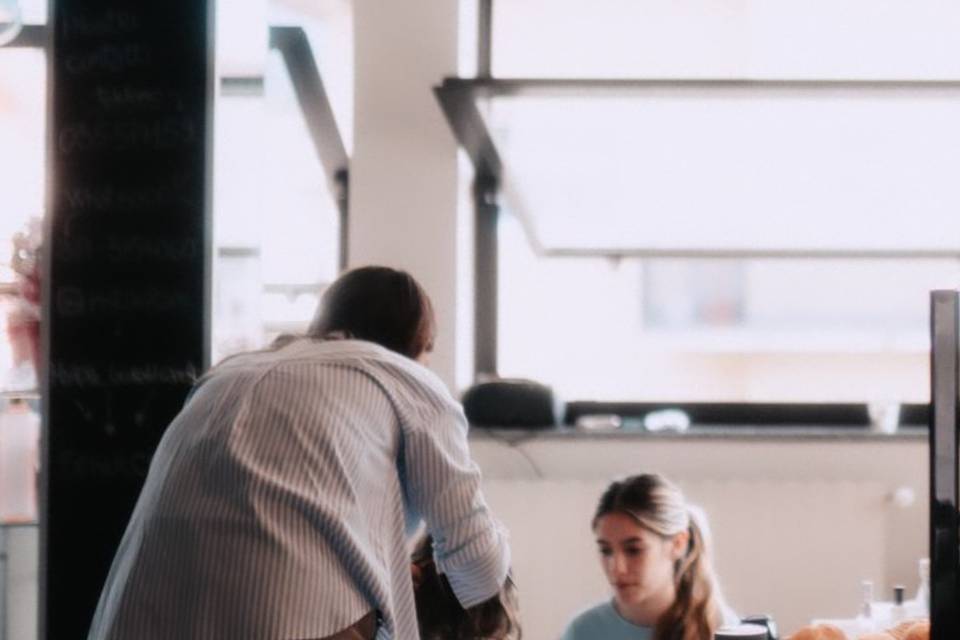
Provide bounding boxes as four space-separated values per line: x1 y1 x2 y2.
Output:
2 525 38 640
351 0 463 390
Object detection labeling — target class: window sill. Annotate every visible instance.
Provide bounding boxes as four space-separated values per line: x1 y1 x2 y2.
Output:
636 327 928 354
469 424 927 442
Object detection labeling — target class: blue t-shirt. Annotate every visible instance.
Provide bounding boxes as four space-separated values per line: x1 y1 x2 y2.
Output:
560 600 653 640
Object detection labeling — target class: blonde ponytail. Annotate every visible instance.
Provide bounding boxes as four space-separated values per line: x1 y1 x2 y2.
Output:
653 517 721 640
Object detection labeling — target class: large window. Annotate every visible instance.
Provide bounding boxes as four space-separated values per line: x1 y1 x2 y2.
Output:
449 1 960 403
211 1 350 363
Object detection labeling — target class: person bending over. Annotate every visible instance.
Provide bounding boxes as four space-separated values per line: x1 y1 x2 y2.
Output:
561 474 737 640
88 266 510 640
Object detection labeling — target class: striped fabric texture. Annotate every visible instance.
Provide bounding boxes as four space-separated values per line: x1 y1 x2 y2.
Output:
87 339 510 640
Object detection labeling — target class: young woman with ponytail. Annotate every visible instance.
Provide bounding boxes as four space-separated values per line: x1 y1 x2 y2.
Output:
560 474 738 640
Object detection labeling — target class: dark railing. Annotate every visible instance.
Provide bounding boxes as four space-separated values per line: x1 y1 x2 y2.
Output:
564 401 930 428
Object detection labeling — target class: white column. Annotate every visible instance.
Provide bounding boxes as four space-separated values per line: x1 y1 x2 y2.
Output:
351 1 462 390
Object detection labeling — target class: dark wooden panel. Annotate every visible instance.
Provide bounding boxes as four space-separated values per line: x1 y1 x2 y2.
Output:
930 290 960 640
44 3 212 637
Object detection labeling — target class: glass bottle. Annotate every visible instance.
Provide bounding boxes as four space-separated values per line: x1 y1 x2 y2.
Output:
907 558 930 618
890 585 907 624
855 580 875 633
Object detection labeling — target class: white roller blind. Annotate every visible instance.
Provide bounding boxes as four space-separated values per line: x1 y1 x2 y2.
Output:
488 86 960 253
492 0 960 79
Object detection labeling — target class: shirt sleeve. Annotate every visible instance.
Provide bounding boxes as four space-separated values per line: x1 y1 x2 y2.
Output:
400 396 510 609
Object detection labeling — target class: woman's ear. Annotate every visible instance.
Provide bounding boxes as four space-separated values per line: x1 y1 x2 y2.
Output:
670 530 690 560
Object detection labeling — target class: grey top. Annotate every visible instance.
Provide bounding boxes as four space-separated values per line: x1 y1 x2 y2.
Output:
560 601 653 640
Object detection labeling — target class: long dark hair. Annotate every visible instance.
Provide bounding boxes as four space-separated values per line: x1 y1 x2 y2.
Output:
307 266 435 359
411 535 521 640
593 474 721 640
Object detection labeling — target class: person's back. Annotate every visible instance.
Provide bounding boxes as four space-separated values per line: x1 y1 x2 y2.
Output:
92 344 509 640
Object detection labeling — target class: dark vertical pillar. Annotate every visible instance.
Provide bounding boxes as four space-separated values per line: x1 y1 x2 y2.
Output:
43 2 212 638
474 172 498 377
930 290 960 640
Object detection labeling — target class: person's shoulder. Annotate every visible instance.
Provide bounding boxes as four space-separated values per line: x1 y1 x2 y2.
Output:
314 339 451 399
560 601 623 640
268 338 413 374
273 338 456 408
562 600 656 640
345 341 448 390
310 338 409 368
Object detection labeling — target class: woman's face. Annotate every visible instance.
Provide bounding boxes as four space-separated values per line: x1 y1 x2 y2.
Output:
594 512 685 612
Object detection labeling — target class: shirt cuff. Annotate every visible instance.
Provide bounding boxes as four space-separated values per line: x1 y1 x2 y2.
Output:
438 523 511 609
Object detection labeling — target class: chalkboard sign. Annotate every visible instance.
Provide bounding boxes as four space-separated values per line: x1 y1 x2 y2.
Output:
45 3 211 638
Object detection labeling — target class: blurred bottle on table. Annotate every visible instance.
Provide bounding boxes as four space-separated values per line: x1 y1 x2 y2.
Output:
906 558 930 619
855 580 876 633
890 585 907 624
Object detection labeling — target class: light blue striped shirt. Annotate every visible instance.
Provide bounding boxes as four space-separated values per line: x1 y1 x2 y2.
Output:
88 338 510 640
